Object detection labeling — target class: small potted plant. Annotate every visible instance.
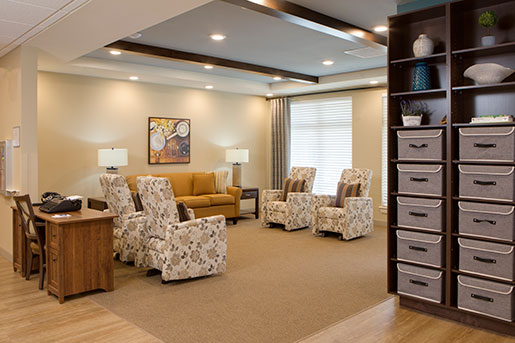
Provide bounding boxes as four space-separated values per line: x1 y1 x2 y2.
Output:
401 100 426 126
479 10 498 46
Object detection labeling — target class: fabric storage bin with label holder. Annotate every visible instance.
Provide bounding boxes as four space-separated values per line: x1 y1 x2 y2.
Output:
397 197 445 232
459 126 515 162
458 202 515 241
397 129 445 161
397 230 445 267
458 165 515 202
458 275 514 322
458 238 515 281
397 164 445 196
397 263 444 303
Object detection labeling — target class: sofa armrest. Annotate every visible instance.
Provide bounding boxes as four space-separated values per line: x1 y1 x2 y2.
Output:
227 186 243 217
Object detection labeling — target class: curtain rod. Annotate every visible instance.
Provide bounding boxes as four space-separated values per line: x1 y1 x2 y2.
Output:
265 85 385 101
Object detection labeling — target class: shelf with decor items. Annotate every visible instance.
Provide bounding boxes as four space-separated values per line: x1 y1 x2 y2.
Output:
388 0 515 335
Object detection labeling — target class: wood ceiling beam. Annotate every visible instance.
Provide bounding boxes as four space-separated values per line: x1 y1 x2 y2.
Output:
104 40 319 84
220 0 387 48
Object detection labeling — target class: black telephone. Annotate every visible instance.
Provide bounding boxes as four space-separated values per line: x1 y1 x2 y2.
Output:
39 192 82 213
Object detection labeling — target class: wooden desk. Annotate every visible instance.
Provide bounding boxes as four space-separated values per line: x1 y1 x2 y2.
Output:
12 206 117 303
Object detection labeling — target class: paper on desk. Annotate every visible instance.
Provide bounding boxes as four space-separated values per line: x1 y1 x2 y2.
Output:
52 214 72 218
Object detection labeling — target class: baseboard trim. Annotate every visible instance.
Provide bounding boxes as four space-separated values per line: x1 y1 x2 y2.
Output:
0 245 12 262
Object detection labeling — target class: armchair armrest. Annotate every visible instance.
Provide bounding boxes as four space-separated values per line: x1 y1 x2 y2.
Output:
122 211 146 221
163 215 227 279
342 197 373 221
312 194 336 210
187 208 195 220
262 189 283 203
227 186 243 217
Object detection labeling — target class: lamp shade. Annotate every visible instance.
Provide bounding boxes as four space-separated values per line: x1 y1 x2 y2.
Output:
98 148 128 167
225 149 249 163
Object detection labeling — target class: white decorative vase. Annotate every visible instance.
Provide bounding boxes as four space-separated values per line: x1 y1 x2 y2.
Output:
481 35 496 46
402 115 423 126
413 34 434 57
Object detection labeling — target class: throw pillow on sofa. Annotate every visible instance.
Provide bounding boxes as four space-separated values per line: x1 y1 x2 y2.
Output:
212 170 229 194
335 182 361 208
193 173 216 195
280 178 306 201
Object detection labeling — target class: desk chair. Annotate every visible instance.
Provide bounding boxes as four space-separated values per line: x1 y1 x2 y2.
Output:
14 195 46 290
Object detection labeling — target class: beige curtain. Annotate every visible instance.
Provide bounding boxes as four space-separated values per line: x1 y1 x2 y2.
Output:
270 98 291 189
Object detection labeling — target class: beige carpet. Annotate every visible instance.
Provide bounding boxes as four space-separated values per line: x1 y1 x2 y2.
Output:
89 218 389 343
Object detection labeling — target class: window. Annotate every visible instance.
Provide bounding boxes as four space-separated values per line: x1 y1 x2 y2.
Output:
381 94 388 207
290 97 352 195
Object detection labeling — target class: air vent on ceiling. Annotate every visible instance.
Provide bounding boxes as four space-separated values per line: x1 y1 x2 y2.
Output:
344 47 385 58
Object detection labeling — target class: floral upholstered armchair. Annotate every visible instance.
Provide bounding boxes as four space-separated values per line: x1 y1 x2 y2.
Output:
136 176 227 282
312 168 373 240
261 166 317 231
99 174 147 263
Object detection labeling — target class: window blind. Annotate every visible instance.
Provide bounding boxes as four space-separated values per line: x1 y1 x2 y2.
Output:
381 94 388 206
290 97 352 195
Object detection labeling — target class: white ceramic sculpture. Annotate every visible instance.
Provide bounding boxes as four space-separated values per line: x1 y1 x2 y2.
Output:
413 34 434 57
464 63 514 85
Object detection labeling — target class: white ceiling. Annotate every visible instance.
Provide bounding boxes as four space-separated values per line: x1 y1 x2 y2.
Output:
0 0 89 58
21 0 398 96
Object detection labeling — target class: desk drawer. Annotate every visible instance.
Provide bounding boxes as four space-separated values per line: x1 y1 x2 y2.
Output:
48 223 59 249
241 191 258 199
48 249 59 289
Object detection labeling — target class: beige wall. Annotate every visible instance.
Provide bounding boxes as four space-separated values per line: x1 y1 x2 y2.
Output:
289 88 387 224
0 47 38 260
37 72 269 209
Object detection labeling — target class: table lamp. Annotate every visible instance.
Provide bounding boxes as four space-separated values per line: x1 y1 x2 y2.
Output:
98 148 128 174
226 148 249 187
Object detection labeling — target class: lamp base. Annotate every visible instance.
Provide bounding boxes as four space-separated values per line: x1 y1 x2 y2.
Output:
106 167 119 174
232 164 242 188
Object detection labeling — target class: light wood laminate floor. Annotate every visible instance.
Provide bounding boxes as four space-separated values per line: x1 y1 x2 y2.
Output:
1 256 512 342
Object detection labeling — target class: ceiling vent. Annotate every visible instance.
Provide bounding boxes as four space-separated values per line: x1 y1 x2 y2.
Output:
344 47 385 58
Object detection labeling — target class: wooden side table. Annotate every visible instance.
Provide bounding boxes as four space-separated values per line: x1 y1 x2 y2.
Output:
88 197 108 211
240 187 259 219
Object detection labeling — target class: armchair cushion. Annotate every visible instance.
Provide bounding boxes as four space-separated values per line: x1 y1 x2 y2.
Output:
280 178 306 201
335 182 361 208
193 173 216 195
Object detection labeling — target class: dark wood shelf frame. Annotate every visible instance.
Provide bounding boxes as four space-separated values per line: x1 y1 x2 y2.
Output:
387 0 515 334
390 89 447 97
451 269 515 286
391 192 446 200
451 232 515 246
391 258 447 272
392 159 447 164
452 160 515 166
391 225 446 236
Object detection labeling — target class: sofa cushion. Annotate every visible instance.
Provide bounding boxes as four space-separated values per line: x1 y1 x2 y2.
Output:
162 173 193 197
202 194 235 206
193 173 216 195
175 196 210 208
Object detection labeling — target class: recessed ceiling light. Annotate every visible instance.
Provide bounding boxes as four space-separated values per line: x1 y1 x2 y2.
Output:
369 80 379 85
205 85 214 89
110 50 121 55
129 76 139 81
373 25 388 32
204 65 214 69
266 93 274 97
273 76 282 80
210 33 226 41
322 60 334 66
129 32 142 39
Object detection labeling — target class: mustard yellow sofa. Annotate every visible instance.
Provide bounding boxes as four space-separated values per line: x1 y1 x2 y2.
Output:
126 172 242 224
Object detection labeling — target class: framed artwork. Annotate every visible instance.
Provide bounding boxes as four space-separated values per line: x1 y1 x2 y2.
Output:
148 117 190 164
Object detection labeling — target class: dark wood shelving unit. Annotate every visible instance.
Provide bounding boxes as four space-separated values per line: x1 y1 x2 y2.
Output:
452 160 515 166
391 192 446 200
451 269 515 286
387 0 515 335
391 124 446 130
391 258 447 271
452 41 515 57
452 81 515 92
451 233 515 246
390 89 447 97
391 225 446 235
390 52 447 65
